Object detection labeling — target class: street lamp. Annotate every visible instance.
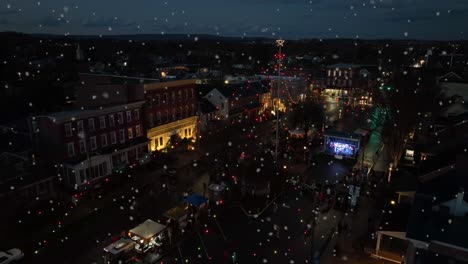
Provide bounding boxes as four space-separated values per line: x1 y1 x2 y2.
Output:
388 163 393 183
274 39 284 163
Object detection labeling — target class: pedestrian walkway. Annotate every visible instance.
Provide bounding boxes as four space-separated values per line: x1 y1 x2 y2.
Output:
320 196 388 264
312 208 343 256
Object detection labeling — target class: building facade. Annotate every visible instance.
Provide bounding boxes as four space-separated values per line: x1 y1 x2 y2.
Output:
325 63 377 105
31 101 147 190
203 82 266 123
143 79 198 151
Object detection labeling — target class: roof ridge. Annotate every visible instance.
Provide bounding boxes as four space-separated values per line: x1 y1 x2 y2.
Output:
418 164 456 183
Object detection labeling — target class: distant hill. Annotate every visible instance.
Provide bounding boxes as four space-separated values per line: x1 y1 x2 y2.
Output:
1 31 467 45
26 33 276 43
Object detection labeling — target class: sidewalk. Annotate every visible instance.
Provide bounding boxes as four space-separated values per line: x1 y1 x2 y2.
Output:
320 196 386 264
312 208 343 256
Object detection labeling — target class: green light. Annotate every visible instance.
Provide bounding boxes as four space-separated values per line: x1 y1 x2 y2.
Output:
387 86 391 90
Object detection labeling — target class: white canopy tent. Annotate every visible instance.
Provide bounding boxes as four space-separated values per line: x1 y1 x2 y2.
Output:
129 219 167 240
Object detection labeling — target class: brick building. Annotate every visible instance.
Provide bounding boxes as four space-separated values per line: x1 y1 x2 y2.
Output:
31 73 149 190
31 101 147 190
203 81 267 123
143 79 198 151
325 63 377 105
74 74 199 152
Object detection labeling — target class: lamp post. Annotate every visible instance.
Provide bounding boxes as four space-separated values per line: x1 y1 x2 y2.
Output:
275 39 284 163
388 163 393 183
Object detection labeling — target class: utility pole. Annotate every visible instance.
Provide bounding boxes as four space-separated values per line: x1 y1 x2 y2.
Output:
275 39 284 164
196 100 202 151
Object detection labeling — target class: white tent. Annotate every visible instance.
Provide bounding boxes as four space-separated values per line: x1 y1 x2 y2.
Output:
129 219 167 240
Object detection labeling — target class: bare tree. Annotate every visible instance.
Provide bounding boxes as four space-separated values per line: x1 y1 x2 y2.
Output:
373 69 440 168
290 98 325 145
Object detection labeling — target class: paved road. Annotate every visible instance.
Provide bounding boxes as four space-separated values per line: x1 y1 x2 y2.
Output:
1 119 275 263
1 98 380 263
160 185 345 264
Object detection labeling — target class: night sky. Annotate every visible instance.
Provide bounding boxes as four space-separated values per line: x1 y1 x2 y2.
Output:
1 0 468 40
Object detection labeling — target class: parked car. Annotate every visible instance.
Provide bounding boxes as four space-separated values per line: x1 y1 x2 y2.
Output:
0 249 24 264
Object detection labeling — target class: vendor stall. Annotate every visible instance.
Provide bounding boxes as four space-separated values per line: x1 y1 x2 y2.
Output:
208 183 227 203
163 204 189 229
128 219 167 253
184 194 208 209
184 194 209 221
103 238 135 263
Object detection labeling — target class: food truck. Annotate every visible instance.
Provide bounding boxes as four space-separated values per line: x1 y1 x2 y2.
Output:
102 238 136 263
128 219 168 253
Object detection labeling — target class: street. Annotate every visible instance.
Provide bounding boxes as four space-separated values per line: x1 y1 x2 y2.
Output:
0 94 386 264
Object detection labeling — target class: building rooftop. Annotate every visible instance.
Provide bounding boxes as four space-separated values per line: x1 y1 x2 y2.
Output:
217 84 257 98
407 155 468 249
324 129 362 140
143 79 199 91
327 63 360 69
199 98 217 114
129 219 167 240
35 100 146 123
80 72 161 85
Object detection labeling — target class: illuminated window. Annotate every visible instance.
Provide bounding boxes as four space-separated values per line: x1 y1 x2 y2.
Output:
406 149 414 157
135 125 141 137
128 127 133 139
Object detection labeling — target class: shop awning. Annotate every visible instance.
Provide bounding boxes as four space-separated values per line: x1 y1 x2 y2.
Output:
185 194 208 207
129 219 167 240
